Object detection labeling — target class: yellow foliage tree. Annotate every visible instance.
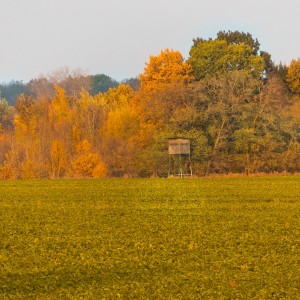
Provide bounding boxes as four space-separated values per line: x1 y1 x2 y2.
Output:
50 139 68 178
72 89 106 145
12 94 45 178
286 59 300 94
49 85 72 126
103 84 135 111
104 106 139 140
101 103 140 175
14 94 37 140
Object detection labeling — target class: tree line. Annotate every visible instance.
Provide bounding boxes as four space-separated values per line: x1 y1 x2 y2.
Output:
0 30 300 178
0 71 128 105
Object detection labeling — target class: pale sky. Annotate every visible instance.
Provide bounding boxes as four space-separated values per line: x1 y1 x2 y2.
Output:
0 0 299 83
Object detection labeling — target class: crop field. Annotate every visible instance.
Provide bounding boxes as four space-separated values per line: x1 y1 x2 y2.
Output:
0 177 300 299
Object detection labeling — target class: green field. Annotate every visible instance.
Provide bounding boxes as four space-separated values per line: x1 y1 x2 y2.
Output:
0 177 300 299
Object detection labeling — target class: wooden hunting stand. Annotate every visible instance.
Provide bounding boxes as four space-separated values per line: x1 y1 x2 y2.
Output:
168 138 192 178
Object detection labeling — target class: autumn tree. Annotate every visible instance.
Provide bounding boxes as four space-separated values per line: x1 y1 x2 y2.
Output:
49 67 91 100
50 139 68 178
216 30 260 54
72 89 106 146
138 49 193 125
14 94 37 136
184 71 264 175
28 67 92 102
101 85 140 177
27 77 55 101
46 85 75 177
49 85 73 136
71 139 107 178
0 99 15 176
286 59 300 94
0 98 14 132
188 37 265 80
140 49 193 88
289 96 300 131
103 84 135 111
2 94 45 178
135 49 194 176
262 73 291 108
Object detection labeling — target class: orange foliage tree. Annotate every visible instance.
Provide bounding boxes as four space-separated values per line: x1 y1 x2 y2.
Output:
71 139 107 178
101 85 140 177
12 94 44 178
140 49 193 88
134 49 194 176
286 59 300 94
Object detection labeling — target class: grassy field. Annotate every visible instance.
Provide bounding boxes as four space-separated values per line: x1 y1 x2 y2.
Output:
0 176 300 299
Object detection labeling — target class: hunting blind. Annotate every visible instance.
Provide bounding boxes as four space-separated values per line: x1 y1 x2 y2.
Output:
168 138 192 177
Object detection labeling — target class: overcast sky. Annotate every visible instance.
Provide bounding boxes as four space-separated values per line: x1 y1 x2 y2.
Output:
0 0 299 83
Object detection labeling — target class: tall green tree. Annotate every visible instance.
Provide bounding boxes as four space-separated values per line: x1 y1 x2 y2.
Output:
89 74 119 95
216 30 260 54
188 35 265 80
